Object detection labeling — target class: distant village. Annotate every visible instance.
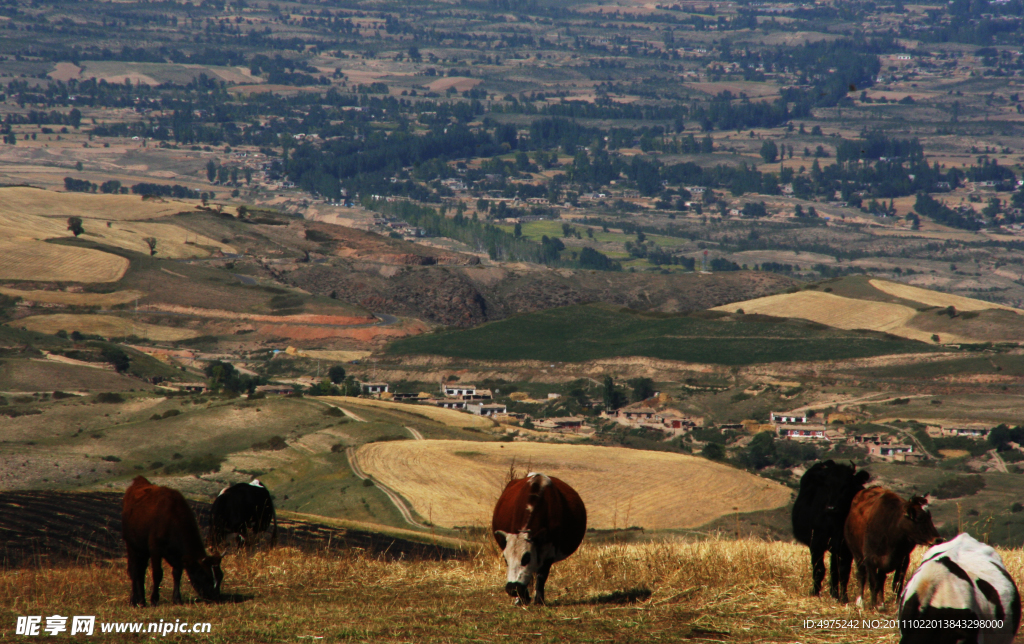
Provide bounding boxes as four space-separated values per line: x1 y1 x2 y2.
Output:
170 374 1000 465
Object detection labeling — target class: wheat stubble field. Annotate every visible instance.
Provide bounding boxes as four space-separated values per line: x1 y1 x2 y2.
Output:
5 537 1016 643
0 240 130 282
354 440 792 530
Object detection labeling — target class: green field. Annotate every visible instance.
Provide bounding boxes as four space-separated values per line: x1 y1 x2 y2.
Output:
386 303 942 365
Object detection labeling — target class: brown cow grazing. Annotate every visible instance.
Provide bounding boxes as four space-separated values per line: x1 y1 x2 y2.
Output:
844 486 942 609
122 476 223 607
492 472 587 606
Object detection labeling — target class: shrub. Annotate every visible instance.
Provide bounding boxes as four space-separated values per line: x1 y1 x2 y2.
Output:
163 453 223 475
101 455 121 462
252 436 288 451
94 392 125 403
931 474 986 499
161 409 181 418
52 391 76 399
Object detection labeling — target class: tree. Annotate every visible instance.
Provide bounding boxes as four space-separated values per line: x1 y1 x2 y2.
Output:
69 108 82 129
67 216 84 237
702 442 725 460
759 140 779 163
514 222 522 238
101 345 131 373
206 160 217 182
328 365 347 384
602 375 627 411
746 431 777 469
143 237 158 256
627 377 656 402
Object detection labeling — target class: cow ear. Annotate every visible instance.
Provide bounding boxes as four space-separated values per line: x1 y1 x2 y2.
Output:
494 530 508 544
856 470 871 484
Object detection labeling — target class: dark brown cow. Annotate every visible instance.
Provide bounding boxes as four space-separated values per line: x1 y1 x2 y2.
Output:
122 476 223 607
492 472 587 606
844 486 942 609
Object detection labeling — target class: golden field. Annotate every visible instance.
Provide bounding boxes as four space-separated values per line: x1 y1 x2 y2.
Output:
869 279 1024 314
14 313 200 341
711 290 947 342
0 186 195 221
353 440 792 530
0 240 129 283
0 286 145 307
3 536 1017 643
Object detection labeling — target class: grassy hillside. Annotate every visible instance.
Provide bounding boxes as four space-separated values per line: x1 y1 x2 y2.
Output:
355 440 792 530
7 537 1023 642
386 303 940 365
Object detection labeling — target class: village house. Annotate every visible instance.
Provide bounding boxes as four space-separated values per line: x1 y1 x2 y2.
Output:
534 416 588 433
868 443 917 461
361 382 389 395
941 427 991 439
176 382 208 394
468 402 507 417
778 426 828 440
423 398 467 410
443 383 478 397
771 411 810 424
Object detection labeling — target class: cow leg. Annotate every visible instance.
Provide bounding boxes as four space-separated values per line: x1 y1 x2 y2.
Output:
853 560 867 607
534 562 553 607
827 540 851 602
808 531 827 597
868 568 885 609
127 549 148 607
171 566 184 604
149 555 163 606
891 554 910 599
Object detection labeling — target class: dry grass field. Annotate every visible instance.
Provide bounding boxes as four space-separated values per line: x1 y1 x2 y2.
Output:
0 287 145 307
325 396 498 431
711 290 949 342
0 240 129 282
869 279 1024 314
0 187 195 221
354 440 792 530
13 314 201 341
4 536 1018 643
0 359 138 393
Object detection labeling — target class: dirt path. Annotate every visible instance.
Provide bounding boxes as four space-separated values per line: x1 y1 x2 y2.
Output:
405 426 424 440
989 449 1009 474
345 447 429 529
323 403 365 422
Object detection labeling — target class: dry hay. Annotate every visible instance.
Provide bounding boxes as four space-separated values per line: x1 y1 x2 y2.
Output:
354 440 792 530
938 449 970 459
0 287 144 307
14 314 200 341
325 396 496 430
869 279 1024 314
0 240 128 283
0 187 195 221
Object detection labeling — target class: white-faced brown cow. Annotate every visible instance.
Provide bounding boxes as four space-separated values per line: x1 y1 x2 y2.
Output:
492 472 587 606
845 486 942 609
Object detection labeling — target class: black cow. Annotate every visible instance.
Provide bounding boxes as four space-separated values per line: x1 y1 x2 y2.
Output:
209 479 278 549
792 460 870 602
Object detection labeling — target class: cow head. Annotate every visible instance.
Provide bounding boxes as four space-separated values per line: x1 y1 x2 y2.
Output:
494 529 549 605
903 496 942 547
186 554 224 601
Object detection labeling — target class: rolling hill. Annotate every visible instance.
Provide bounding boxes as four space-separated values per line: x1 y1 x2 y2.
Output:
712 276 1024 345
385 302 941 365
353 440 793 530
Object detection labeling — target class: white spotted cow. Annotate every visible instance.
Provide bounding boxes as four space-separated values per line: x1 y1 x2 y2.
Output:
492 472 587 606
209 479 278 549
900 533 1021 644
